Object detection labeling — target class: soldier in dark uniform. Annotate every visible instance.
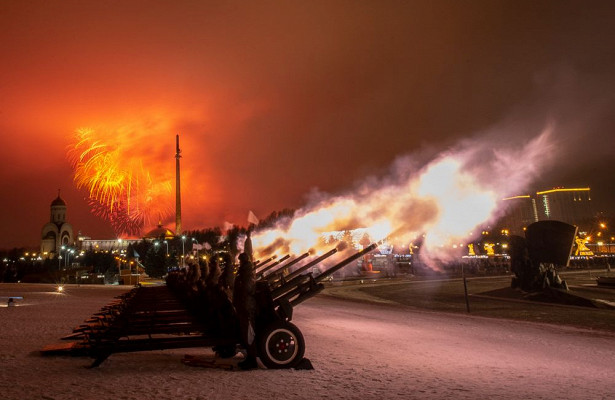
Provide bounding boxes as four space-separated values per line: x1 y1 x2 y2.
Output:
206 257 222 289
198 258 210 289
210 253 239 358
233 252 258 369
244 230 254 262
218 252 235 300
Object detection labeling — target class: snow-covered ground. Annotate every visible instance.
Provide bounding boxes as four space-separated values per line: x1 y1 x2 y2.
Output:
1 283 614 400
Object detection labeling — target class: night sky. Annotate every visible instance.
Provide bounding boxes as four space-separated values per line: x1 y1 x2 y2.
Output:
1 0 614 249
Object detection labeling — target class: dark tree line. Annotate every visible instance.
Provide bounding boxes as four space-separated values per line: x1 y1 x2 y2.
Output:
0 208 298 282
0 247 58 282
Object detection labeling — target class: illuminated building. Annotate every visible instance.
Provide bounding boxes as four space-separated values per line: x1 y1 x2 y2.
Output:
500 195 539 235
77 224 173 252
499 187 594 234
143 222 175 240
536 187 593 228
78 238 140 252
40 192 74 257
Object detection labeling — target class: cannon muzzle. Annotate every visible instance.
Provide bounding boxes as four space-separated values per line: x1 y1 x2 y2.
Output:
284 248 338 282
265 252 310 283
255 254 290 279
315 243 378 283
271 248 338 299
273 243 378 307
254 255 276 269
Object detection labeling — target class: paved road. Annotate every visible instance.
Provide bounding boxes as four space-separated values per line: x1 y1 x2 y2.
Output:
1 283 613 399
297 295 615 399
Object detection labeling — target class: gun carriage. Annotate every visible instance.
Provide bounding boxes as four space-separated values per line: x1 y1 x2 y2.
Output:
42 244 377 369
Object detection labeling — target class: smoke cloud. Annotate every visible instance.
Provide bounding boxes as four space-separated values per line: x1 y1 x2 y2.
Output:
252 124 556 264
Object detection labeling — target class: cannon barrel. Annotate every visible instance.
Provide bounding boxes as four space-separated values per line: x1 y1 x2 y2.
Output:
261 253 307 280
284 248 338 282
270 248 338 299
315 243 378 283
273 244 378 304
255 254 290 279
265 252 310 283
254 255 276 269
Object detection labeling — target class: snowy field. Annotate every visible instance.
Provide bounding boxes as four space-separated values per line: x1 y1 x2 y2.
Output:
1 283 614 400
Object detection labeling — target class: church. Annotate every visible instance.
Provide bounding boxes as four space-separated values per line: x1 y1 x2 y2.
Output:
40 193 74 257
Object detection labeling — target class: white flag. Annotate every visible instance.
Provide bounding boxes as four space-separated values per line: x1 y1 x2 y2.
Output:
223 221 234 233
247 210 259 225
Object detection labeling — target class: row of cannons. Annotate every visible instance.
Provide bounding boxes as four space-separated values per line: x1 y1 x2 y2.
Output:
41 243 378 369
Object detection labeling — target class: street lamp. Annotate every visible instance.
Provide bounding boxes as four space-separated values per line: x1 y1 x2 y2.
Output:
154 240 168 256
66 249 74 268
181 235 186 268
59 245 66 270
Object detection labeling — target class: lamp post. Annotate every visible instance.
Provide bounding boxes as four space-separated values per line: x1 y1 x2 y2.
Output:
65 249 74 268
163 240 169 257
181 235 186 268
59 245 66 270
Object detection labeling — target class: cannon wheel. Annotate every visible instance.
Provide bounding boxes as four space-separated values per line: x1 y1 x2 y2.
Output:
257 321 305 369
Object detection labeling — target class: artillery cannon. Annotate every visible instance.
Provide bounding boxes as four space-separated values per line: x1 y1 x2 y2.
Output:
254 255 276 268
262 252 310 282
42 243 378 369
255 254 290 279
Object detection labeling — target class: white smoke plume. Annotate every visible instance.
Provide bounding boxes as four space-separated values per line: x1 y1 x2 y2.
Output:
251 125 556 265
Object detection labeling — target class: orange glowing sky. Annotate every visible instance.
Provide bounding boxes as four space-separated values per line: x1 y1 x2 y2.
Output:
1 1 615 248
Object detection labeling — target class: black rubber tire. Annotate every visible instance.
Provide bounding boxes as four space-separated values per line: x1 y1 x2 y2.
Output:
257 321 305 369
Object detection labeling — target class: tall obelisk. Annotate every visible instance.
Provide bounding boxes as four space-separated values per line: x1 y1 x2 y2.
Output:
175 134 182 235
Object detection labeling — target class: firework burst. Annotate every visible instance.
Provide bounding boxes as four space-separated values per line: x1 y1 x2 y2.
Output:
68 127 173 236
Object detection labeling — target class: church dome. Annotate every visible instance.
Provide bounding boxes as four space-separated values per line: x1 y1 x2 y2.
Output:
51 196 66 207
144 223 175 240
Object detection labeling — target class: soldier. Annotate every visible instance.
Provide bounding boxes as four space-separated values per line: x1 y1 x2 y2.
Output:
206 257 222 289
203 257 222 321
211 253 239 358
233 252 258 369
198 258 210 289
244 230 254 262
218 252 235 300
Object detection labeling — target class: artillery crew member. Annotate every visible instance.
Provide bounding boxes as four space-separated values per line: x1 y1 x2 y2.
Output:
244 230 254 262
198 259 210 289
218 252 235 300
206 257 222 289
233 252 258 369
